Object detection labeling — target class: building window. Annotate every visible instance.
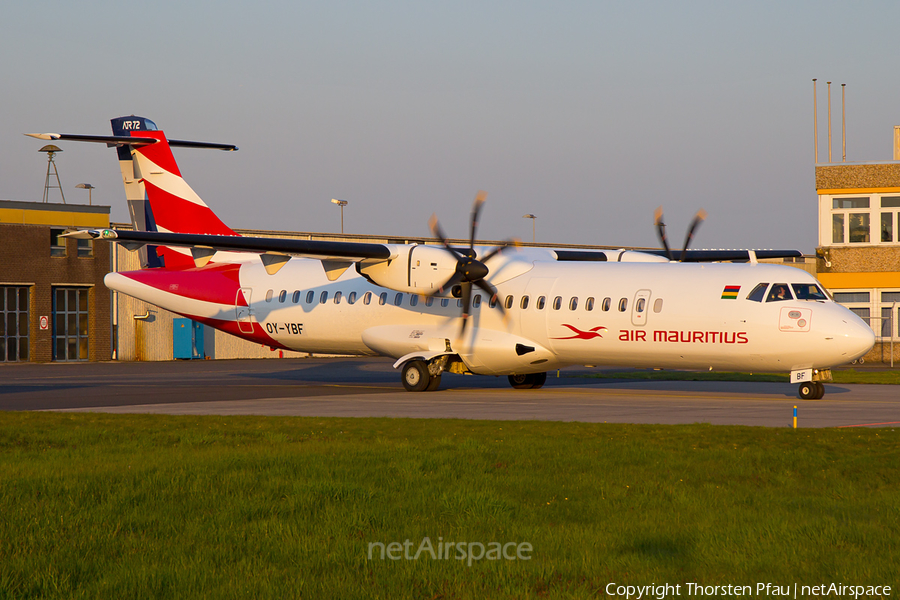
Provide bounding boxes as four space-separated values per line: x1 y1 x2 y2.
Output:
1 286 29 362
77 238 93 258
53 287 89 361
50 228 66 257
827 195 900 245
881 291 900 339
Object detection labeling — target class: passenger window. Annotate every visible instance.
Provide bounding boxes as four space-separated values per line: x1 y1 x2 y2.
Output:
457 299 463 308
766 284 792 302
602 297 611 311
746 283 768 302
473 295 482 308
586 297 594 311
425 296 434 307
792 283 828 301
348 291 357 304
489 295 498 308
265 289 274 302
319 291 328 304
334 291 342 304
553 296 562 310
363 291 372 305
536 296 546 310
569 297 578 310
379 292 387 305
441 298 449 308
653 298 663 313
292 291 301 304
278 290 287 303
618 298 627 312
410 295 418 307
636 298 645 313
505 295 514 309
306 291 315 304
394 293 403 306
520 296 529 310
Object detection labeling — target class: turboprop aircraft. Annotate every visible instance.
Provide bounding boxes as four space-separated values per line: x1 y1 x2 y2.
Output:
27 116 875 399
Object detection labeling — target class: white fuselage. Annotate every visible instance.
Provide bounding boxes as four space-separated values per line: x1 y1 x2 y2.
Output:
106 248 875 376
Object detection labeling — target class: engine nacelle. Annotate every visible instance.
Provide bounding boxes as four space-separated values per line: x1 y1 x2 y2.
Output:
357 244 458 295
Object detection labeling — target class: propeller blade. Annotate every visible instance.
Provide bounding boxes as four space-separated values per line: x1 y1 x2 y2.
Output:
469 191 487 252
459 281 472 336
480 239 519 263
429 213 465 262
681 209 707 261
430 272 464 296
654 206 673 261
474 278 510 326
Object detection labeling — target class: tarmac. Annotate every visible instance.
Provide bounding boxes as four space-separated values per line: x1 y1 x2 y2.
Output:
2 358 898 428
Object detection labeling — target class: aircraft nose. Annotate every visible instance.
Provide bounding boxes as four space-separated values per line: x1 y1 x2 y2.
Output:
834 313 876 362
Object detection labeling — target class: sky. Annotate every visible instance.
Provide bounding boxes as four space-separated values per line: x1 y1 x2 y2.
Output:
2 1 899 253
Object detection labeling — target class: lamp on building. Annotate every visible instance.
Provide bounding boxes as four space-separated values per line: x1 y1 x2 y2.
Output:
75 183 95 205
331 198 348 234
523 213 537 243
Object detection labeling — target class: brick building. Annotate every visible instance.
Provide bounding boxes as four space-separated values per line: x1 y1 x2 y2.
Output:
815 130 900 363
0 200 111 362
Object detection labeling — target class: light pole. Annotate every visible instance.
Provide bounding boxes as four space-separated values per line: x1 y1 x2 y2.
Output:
75 183 95 205
331 199 348 234
523 213 536 243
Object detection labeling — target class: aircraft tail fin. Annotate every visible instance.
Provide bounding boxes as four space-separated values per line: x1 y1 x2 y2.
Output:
109 116 238 268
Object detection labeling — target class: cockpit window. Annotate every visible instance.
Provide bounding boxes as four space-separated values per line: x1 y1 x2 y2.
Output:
746 283 768 302
792 283 828 301
766 283 793 302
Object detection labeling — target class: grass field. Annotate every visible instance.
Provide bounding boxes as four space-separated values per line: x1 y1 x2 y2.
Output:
0 413 897 599
578 368 900 385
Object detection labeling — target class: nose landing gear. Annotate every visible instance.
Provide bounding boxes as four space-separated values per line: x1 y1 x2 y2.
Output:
797 381 825 400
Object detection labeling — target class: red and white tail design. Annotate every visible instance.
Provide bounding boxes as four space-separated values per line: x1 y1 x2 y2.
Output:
130 130 237 237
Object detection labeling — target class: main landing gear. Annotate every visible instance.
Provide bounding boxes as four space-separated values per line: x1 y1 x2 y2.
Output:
401 359 550 392
401 360 442 392
507 373 547 389
797 381 825 400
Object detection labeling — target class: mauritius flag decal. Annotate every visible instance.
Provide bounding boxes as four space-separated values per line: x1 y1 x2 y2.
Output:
721 285 741 300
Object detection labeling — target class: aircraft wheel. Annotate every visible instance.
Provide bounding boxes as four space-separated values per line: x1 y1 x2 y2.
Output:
798 382 817 400
402 360 431 392
508 374 534 389
425 374 442 392
530 372 547 389
814 381 825 399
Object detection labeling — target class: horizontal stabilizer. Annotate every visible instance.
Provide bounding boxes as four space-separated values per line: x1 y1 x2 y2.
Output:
25 133 237 151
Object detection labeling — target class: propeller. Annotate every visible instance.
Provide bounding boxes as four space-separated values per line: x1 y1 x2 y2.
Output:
655 207 706 262
428 191 516 334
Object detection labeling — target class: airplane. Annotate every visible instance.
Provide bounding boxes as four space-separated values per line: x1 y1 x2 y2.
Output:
27 116 875 399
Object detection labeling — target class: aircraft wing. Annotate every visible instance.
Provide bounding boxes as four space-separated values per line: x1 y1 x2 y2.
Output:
553 248 802 262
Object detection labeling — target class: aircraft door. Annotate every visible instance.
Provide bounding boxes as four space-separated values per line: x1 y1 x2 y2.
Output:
236 287 254 333
631 289 651 326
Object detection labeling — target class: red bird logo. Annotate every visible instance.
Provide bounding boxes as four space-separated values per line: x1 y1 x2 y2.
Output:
552 324 608 340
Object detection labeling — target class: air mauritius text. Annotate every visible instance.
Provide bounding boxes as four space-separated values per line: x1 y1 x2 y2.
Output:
619 329 749 343
368 538 532 567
